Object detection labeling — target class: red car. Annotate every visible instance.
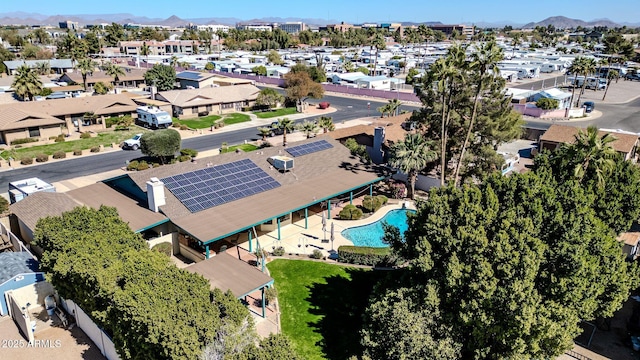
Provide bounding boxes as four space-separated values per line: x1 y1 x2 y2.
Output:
318 102 330 109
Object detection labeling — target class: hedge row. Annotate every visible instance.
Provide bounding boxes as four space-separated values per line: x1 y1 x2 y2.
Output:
337 245 402 267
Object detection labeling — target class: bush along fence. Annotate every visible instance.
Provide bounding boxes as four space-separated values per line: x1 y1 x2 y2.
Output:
337 246 403 267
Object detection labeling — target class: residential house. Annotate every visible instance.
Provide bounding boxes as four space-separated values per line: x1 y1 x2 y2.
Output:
531 88 572 109
3 59 74 75
156 84 260 118
176 71 218 89
538 124 639 161
59 68 146 90
0 252 49 317
0 94 139 143
355 75 392 90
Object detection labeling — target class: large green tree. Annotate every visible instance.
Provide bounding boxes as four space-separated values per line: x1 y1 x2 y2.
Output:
140 129 181 164
284 71 324 109
12 64 43 101
255 88 284 109
143 63 176 91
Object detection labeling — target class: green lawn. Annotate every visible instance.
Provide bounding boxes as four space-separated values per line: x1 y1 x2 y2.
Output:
223 113 251 125
220 143 259 154
0 129 145 160
267 259 382 360
172 113 250 129
172 115 221 129
252 107 297 119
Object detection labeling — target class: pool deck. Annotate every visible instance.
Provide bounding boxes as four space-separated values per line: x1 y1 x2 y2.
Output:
237 201 417 258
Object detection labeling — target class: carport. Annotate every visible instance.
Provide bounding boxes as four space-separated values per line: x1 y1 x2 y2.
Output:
185 251 274 318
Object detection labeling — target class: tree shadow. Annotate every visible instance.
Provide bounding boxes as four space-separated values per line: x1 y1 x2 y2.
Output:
305 268 386 360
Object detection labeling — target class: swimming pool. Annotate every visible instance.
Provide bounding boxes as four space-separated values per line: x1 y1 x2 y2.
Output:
341 209 415 247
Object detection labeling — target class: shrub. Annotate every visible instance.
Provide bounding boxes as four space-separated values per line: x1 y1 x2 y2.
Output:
105 117 119 128
172 122 181 128
126 160 139 171
54 134 65 142
152 242 172 256
180 148 198 158
362 195 389 213
264 287 278 305
20 157 33 165
178 155 192 162
73 149 83 156
339 204 363 220
310 249 324 259
272 246 285 256
49 136 57 140
152 163 160 168
90 146 100 153
52 151 66 159
35 153 49 162
11 138 38 145
137 161 150 170
337 246 402 267
80 132 92 139
0 196 8 214
180 125 188 131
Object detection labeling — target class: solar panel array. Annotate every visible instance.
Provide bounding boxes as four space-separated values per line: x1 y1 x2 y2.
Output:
286 140 334 157
177 71 203 80
160 159 280 213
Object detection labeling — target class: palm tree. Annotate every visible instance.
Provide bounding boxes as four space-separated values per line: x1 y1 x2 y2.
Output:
376 104 389 118
566 126 617 187
34 61 50 75
567 57 586 109
297 120 319 138
257 127 272 141
575 57 596 107
104 63 125 87
602 69 619 101
75 58 98 91
371 33 386 77
454 40 503 186
273 118 295 146
387 98 401 117
140 42 150 67
12 64 42 101
389 133 437 199
170 55 179 68
317 116 335 133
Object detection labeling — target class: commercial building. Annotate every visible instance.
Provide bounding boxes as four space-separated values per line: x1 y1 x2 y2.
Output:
276 22 306 34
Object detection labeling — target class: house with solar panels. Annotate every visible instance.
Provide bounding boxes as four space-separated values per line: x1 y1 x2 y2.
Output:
176 71 219 89
10 137 385 263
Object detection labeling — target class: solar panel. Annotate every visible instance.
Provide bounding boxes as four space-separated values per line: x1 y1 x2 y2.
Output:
176 71 203 81
161 159 280 213
286 140 334 157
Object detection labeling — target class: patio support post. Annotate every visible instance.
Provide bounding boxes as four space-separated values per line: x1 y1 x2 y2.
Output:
304 208 308 229
328 200 331 219
350 191 353 205
261 287 266 318
248 230 253 252
369 184 373 196
205 244 210 259
277 218 281 240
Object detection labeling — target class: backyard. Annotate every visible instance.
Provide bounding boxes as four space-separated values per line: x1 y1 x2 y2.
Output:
253 107 297 119
0 129 145 160
266 259 383 360
172 113 250 129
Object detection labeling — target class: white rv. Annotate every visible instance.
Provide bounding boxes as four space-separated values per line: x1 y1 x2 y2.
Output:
136 106 173 129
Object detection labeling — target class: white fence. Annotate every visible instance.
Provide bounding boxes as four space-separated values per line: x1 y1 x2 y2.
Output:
62 299 120 360
0 220 33 255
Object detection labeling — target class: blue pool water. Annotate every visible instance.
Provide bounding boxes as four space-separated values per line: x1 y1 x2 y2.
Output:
341 209 415 247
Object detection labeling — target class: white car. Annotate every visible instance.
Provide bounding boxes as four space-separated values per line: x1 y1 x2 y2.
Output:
122 133 143 150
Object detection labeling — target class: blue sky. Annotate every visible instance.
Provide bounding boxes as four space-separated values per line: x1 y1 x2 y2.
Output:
5 0 640 24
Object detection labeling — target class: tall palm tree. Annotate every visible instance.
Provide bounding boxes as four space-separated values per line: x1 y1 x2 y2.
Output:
575 57 596 107
297 120 319 138
257 127 272 141
170 55 179 68
389 133 437 199
273 117 295 146
317 116 335 133
12 64 42 101
34 61 50 75
454 40 504 186
140 42 150 67
567 57 586 109
602 69 619 101
387 98 401 116
566 126 617 187
75 58 98 91
104 63 125 87
372 33 386 77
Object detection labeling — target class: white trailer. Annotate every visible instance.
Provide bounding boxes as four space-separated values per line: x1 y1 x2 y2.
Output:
136 106 173 129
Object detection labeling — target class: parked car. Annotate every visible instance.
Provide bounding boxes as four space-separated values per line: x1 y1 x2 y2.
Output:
121 133 143 150
582 101 595 113
625 73 640 81
318 102 331 109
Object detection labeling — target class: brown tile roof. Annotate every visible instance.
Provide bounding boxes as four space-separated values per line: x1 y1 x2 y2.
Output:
618 232 640 246
0 107 64 130
185 251 273 297
323 113 411 146
127 137 384 242
539 124 639 154
61 69 145 85
10 192 81 231
156 84 260 107
67 183 167 232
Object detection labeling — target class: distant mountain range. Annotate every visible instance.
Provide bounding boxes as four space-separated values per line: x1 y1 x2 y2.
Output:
0 12 638 29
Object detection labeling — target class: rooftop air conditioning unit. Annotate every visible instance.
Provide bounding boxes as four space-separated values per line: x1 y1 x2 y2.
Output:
268 156 294 172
